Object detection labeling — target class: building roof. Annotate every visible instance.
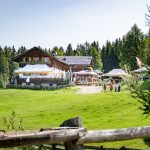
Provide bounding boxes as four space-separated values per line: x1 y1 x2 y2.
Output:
15 64 60 73
56 56 92 65
103 69 129 77
74 70 100 76
13 47 93 68
13 47 49 61
94 70 103 74
131 67 149 73
13 46 69 66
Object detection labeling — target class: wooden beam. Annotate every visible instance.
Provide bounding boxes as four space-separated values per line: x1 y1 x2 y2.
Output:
77 126 150 144
0 128 86 148
1 126 150 148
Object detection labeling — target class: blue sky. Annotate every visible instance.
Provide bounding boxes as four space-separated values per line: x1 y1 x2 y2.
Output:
0 0 149 49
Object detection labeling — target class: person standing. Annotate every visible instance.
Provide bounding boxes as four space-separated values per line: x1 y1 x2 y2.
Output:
26 77 30 85
103 83 107 92
110 81 113 92
118 81 121 92
114 81 118 92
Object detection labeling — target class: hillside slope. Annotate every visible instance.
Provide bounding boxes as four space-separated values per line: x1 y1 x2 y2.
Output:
0 88 150 148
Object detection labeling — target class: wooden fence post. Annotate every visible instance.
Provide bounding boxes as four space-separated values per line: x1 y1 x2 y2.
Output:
60 116 84 150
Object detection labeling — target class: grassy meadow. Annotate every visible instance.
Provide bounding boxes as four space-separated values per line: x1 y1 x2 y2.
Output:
0 87 150 148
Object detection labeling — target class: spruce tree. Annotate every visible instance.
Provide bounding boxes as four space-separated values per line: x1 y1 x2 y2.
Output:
90 47 102 70
84 41 91 56
126 6 150 116
0 47 9 87
76 44 86 56
103 40 112 72
120 24 145 70
18 46 27 54
65 44 74 56
145 5 150 26
101 45 106 72
143 29 150 66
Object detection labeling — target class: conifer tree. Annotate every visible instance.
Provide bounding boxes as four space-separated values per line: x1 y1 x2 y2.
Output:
18 46 27 54
76 44 86 56
90 47 102 70
84 41 91 56
65 43 74 56
0 47 9 87
145 5 150 26
143 29 150 66
127 6 150 116
120 24 145 70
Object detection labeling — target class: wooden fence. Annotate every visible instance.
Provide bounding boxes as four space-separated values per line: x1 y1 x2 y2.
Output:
6 83 71 90
0 117 149 150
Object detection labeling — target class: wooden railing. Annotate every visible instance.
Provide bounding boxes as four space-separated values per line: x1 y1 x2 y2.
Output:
0 117 149 150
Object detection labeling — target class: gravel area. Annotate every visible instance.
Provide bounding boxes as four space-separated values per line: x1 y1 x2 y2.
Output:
76 85 103 94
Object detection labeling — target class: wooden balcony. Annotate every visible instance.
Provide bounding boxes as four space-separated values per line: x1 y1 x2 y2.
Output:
19 61 51 67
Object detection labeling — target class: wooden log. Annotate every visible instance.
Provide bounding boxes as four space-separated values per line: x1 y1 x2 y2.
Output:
1 125 150 148
0 127 85 148
77 126 150 144
60 116 84 150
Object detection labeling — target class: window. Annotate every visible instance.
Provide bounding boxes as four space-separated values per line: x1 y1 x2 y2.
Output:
39 73 47 76
33 57 39 62
25 57 31 62
23 73 31 76
23 57 26 62
44 57 49 63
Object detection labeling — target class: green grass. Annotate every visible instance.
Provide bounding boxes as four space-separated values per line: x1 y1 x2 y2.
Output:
0 87 150 148
141 80 150 90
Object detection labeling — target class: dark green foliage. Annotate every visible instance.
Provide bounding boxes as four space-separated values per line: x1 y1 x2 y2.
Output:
0 47 9 87
65 43 74 56
101 40 121 72
85 41 102 70
126 76 150 115
0 46 20 87
4 46 19 81
74 42 91 56
90 47 102 70
18 46 27 54
101 24 146 72
75 44 87 56
143 30 150 66
0 47 9 74
126 14 150 116
84 41 91 56
120 24 145 70
126 78 150 147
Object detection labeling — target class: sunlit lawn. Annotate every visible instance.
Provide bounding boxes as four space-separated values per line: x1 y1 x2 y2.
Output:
0 87 150 148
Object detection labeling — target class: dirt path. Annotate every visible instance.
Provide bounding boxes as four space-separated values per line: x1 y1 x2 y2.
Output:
76 86 103 94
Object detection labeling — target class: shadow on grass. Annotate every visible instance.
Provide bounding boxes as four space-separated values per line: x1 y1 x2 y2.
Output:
143 137 150 147
141 80 150 90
